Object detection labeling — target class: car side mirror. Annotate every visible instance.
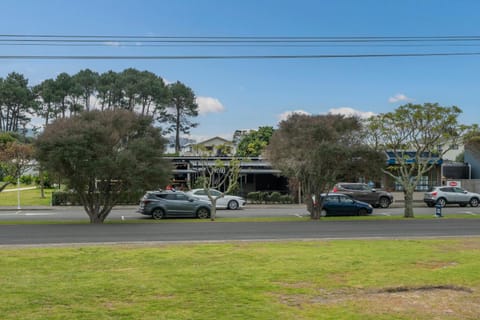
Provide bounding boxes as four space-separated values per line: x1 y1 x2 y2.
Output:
189 198 194 202
371 188 376 192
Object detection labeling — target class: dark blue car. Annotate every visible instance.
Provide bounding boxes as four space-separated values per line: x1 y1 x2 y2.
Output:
320 193 373 217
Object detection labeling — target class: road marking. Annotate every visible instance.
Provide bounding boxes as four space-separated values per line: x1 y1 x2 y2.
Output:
17 212 57 216
377 212 391 216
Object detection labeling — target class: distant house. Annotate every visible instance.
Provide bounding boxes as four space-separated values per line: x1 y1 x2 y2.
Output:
181 136 235 156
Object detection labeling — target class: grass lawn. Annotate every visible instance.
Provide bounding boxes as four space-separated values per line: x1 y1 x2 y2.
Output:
0 187 53 206
1 238 479 319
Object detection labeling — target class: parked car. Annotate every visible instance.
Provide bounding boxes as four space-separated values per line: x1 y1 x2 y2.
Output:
186 188 246 210
320 193 373 217
332 182 394 208
423 186 480 207
137 190 212 219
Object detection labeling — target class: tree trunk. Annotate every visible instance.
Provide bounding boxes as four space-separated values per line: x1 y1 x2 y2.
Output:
210 205 217 221
88 214 105 224
0 181 12 192
403 189 415 218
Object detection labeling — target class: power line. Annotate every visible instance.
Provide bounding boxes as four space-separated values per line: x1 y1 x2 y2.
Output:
1 52 480 60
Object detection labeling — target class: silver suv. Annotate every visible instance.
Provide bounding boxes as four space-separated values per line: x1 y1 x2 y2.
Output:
424 186 480 208
138 190 212 219
332 183 394 208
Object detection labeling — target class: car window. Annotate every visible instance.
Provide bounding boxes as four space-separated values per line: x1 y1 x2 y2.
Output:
325 195 338 203
453 187 465 193
153 193 168 199
194 190 207 196
339 196 354 203
209 190 222 197
175 193 189 201
359 184 371 191
440 187 453 192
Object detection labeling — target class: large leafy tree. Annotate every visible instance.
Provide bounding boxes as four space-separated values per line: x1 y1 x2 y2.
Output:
73 69 99 111
236 126 274 157
159 81 199 153
265 113 384 219
35 110 171 223
0 132 34 192
0 72 35 132
366 103 470 218
33 79 59 126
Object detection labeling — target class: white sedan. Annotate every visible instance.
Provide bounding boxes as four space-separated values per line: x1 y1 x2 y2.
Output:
186 189 246 210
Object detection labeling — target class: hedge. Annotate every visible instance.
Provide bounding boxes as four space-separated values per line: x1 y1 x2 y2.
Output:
246 191 293 204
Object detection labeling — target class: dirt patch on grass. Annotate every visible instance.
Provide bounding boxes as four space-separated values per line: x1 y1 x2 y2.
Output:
435 238 480 253
276 285 480 319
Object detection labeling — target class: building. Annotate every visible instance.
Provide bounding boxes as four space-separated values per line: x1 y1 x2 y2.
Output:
168 156 288 197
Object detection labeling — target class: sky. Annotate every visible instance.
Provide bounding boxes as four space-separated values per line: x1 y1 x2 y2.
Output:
1 0 480 142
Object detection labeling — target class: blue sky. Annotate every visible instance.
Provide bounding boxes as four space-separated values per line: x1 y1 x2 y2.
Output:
1 0 480 142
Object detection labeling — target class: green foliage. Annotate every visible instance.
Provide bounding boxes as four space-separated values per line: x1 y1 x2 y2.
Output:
35 110 170 223
159 81 199 153
366 102 469 218
246 191 293 204
19 174 33 185
236 126 274 157
265 114 377 219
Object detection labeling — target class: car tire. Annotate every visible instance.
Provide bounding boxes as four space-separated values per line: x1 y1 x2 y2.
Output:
152 208 165 220
436 198 447 208
379 197 390 208
358 208 368 216
196 207 210 219
320 209 327 217
227 200 239 210
470 198 479 207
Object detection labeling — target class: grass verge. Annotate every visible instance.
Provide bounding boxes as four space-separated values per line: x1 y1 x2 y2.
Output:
1 238 479 319
0 187 53 206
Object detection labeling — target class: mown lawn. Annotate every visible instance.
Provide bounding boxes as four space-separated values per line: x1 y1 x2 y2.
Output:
1 238 479 319
0 187 53 206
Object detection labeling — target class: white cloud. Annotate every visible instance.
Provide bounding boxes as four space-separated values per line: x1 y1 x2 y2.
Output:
388 93 413 103
196 96 225 115
328 107 376 119
277 109 311 122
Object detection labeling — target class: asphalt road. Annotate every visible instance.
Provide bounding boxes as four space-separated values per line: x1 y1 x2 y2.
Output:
1 218 479 246
1 205 479 246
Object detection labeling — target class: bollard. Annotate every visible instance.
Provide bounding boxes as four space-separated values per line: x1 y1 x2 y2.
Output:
435 203 443 218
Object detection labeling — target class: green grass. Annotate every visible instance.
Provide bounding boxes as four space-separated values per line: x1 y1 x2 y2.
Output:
0 187 53 206
0 238 479 319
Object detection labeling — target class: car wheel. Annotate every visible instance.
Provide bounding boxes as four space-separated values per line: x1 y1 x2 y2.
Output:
196 207 210 219
379 197 390 208
358 208 368 216
152 208 165 220
470 198 479 207
320 209 327 217
436 198 447 208
227 200 239 210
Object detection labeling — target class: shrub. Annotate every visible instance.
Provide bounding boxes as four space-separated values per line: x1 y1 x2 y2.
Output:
269 192 281 203
20 174 34 185
247 191 260 203
280 194 293 204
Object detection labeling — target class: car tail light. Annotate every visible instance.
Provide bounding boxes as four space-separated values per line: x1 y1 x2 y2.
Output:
431 192 437 196
333 186 338 192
